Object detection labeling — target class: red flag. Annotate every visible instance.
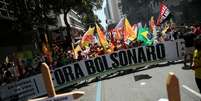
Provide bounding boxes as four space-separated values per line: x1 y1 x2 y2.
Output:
96 24 109 50
109 31 115 46
114 29 121 40
157 2 170 25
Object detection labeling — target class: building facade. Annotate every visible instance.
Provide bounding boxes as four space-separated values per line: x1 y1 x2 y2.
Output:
56 9 85 43
57 9 85 31
104 0 123 24
121 0 201 25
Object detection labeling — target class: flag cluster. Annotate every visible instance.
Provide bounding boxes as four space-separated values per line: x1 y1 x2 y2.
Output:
79 2 171 50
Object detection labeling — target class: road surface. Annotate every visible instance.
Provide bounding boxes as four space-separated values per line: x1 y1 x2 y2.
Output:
72 62 200 101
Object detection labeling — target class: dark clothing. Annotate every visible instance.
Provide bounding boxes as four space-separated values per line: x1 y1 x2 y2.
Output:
173 32 179 39
77 55 84 61
183 33 196 47
195 77 201 93
4 70 12 83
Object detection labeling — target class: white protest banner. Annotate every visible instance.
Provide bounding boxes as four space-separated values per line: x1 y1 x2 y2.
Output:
28 63 84 101
0 74 46 101
52 39 185 89
28 91 85 101
0 39 185 101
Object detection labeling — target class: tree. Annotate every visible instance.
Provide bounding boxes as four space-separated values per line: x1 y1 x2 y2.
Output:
8 0 103 48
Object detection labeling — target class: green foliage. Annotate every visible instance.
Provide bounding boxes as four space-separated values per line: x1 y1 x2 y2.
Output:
8 0 103 31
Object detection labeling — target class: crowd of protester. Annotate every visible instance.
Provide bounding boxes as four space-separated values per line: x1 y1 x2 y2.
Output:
49 23 200 69
0 57 40 86
0 23 201 86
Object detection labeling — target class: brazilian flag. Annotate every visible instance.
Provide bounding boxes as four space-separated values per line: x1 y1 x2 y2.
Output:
137 27 153 46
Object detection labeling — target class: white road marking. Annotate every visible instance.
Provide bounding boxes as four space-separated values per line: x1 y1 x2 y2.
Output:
140 82 146 86
158 98 168 101
182 85 201 98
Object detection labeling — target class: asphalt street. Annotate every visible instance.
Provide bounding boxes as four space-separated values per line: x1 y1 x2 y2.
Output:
74 62 200 101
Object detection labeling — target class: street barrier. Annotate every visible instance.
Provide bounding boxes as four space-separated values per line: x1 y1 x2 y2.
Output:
166 72 201 101
28 63 84 101
0 39 185 101
166 72 181 101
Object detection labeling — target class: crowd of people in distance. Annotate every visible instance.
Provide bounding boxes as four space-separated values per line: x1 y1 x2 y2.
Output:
49 24 201 70
0 57 40 86
0 23 201 86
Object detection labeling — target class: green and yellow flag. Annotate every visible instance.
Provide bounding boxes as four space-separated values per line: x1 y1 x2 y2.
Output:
137 27 153 46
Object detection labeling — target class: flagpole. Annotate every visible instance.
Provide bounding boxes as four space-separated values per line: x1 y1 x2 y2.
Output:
72 43 76 59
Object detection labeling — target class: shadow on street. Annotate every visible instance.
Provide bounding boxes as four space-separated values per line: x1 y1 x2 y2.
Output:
134 74 152 81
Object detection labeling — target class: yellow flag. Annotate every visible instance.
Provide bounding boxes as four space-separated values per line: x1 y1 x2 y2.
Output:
74 44 82 59
81 27 95 48
162 24 169 35
124 18 137 42
141 30 149 40
42 42 49 54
